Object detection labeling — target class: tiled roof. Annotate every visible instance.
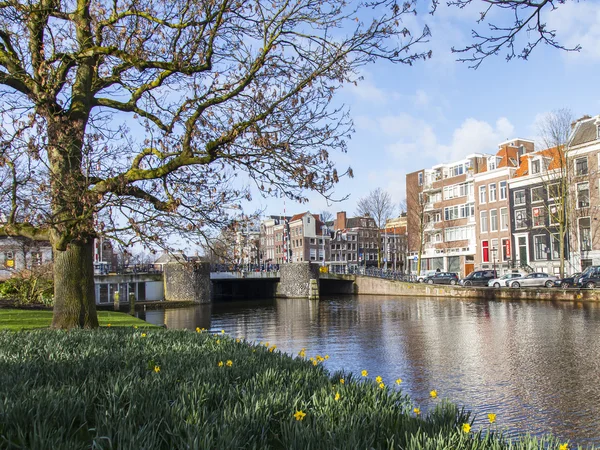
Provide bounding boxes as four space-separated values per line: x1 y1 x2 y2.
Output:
513 146 563 178
381 226 406 235
571 116 599 147
497 146 519 168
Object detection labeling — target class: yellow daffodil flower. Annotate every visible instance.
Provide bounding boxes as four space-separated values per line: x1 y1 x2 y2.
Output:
265 342 269 347
376 376 382 384
107 324 111 327
134 326 138 329
216 339 220 344
324 355 329 360
340 378 345 384
361 370 368 377
488 413 496 424
154 366 160 373
269 345 276 352
334 392 340 401
226 360 233 367
221 330 225 334
141 333 147 338
236 338 240 343
294 410 306 421
559 444 569 450
414 408 420 415
379 382 385 389
396 378 402 385
196 327 200 333
218 361 224 367
312 360 318 366
430 390 437 399
462 423 471 433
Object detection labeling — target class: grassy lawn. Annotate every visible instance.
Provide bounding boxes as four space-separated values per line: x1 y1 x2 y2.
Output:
0 328 581 449
0 309 154 331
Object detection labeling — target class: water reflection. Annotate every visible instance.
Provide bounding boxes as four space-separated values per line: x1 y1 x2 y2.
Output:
140 296 600 445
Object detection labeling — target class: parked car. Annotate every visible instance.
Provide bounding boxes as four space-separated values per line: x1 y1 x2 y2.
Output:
416 270 438 283
459 270 497 287
553 273 582 289
507 272 558 288
424 272 459 285
577 266 600 288
487 273 524 288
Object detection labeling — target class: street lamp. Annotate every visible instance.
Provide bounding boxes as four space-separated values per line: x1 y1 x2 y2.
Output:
321 225 328 267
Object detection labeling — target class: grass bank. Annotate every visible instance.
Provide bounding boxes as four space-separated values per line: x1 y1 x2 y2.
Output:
0 329 582 449
0 309 154 331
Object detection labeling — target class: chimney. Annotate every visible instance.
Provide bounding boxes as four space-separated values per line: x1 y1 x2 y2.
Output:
335 211 346 230
571 114 592 130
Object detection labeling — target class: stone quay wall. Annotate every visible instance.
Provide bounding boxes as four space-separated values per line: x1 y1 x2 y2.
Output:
354 276 600 302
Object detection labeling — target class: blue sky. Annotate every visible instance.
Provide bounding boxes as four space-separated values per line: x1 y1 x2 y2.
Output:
248 0 600 220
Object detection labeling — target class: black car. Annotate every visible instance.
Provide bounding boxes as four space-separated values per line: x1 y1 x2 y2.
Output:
554 272 581 289
459 270 497 287
577 266 600 289
424 272 459 285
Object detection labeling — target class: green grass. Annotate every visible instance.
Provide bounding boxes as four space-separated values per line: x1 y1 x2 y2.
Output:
0 309 154 331
0 328 586 449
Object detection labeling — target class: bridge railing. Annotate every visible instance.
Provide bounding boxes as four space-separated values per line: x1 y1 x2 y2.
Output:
346 267 416 282
210 271 280 280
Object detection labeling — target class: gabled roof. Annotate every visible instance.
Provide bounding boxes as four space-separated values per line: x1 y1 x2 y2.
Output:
570 116 600 147
289 212 321 223
514 146 562 178
496 146 519 168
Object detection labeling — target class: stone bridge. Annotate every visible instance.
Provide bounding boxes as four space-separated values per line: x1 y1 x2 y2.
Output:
163 262 356 303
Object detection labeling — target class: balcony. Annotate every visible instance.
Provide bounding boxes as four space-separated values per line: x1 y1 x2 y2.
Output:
422 182 441 192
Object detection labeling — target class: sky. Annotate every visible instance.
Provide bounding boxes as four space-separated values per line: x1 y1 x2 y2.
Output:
246 0 600 221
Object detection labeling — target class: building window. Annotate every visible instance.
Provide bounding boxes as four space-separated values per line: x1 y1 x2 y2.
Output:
514 190 526 206
579 217 591 251
515 209 527 229
534 235 547 260
30 252 42 267
490 209 498 232
531 186 544 203
480 210 488 233
491 239 498 262
532 207 545 227
575 157 588 176
548 183 560 201
489 183 497 202
500 208 508 231
551 233 560 260
482 240 489 263
418 172 423 186
502 238 511 261
531 159 541 174
479 185 486 204
499 181 507 200
577 182 590 208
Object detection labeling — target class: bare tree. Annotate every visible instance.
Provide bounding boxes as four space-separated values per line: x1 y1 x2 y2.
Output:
0 0 431 328
445 0 581 69
536 109 575 278
355 187 395 267
320 211 334 224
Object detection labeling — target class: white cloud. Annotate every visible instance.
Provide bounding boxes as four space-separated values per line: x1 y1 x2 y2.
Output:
547 2 600 61
380 113 515 165
346 77 388 103
413 89 431 108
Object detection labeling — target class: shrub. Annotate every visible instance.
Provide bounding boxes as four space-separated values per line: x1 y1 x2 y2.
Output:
0 264 54 306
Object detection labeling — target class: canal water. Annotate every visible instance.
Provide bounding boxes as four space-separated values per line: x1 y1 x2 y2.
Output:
139 295 600 446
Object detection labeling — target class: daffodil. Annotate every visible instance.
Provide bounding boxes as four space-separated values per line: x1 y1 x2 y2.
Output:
269 345 276 352
413 407 420 415
559 444 569 450
196 327 200 333
378 382 385 389
324 355 329 360
107 324 111 327
375 376 382 384
430 390 437 399
395 378 402 385
154 366 160 373
218 361 224 367
334 392 340 401
462 423 471 433
226 360 233 367
216 339 220 344
265 342 269 347
134 326 138 329
141 333 147 338
294 410 306 421
340 378 345 384
236 338 240 343
361 370 368 377
221 330 225 334
488 413 496 424
312 360 318 366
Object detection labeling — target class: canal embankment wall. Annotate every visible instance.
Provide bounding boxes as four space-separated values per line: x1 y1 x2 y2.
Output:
353 276 600 302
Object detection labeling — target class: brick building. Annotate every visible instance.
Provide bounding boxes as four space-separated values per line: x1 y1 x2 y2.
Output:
333 211 379 268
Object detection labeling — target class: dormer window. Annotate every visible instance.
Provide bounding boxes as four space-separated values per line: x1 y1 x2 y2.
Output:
531 159 541 174
488 156 501 171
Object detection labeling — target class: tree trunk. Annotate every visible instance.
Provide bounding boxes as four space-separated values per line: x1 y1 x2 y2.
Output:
51 239 98 329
